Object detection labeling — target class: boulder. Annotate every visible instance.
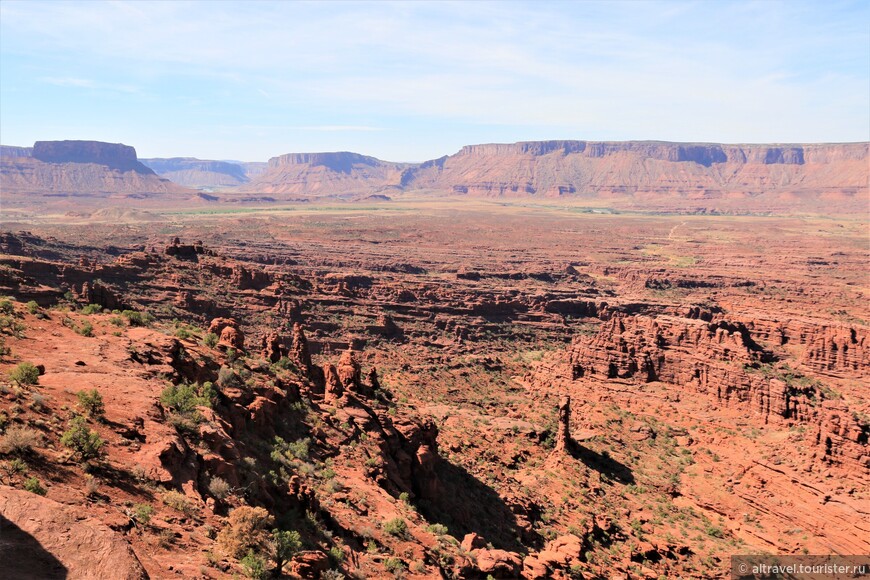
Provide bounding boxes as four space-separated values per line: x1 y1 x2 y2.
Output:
461 532 486 552
209 317 244 350
473 548 523 577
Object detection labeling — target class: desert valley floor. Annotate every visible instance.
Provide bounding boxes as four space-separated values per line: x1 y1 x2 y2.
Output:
0 200 867 579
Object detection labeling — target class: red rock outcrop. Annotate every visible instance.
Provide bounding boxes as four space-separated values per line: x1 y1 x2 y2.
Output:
77 280 126 310
559 312 869 472
553 395 571 454
261 331 288 363
208 317 245 350
291 323 313 377
382 416 441 500
523 534 585 579
799 326 867 377
472 548 523 578
322 364 344 403
0 486 148 579
460 532 487 552
336 348 363 392
232 264 271 290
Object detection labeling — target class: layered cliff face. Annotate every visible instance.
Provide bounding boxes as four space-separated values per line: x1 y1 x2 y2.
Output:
242 151 409 196
32 140 153 173
2 139 866 211
0 145 33 159
231 139 868 211
0 140 191 197
404 140 869 207
141 157 251 188
558 311 869 473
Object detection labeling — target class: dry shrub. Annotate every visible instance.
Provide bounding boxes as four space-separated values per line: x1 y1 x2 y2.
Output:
0 425 41 455
208 476 231 500
216 506 274 559
162 490 195 516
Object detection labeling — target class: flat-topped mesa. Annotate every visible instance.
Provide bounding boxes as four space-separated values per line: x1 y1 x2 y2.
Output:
267 151 386 173
141 157 245 176
0 145 33 159
32 140 155 174
140 157 249 187
457 141 588 157
453 140 868 166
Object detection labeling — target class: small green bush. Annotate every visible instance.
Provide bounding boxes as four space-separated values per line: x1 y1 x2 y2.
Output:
272 437 310 463
384 557 405 574
132 503 154 525
328 545 344 565
121 310 153 327
160 382 214 416
217 367 242 389
0 316 26 338
81 304 102 315
271 357 298 373
29 392 47 412
77 389 105 420
202 332 218 348
426 523 449 535
383 517 408 538
270 528 302 573
76 321 94 337
9 362 39 386
240 550 268 580
8 457 28 474
0 299 14 314
60 416 105 462
23 476 46 496
25 301 39 315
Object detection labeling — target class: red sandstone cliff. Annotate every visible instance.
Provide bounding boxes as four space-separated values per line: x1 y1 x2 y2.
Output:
404 141 869 209
0 140 192 196
242 151 409 196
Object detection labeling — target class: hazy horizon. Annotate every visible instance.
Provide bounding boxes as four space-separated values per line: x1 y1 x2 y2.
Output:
3 138 870 166
1 0 868 163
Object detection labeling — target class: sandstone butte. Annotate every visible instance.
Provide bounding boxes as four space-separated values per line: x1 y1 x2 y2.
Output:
0 140 867 579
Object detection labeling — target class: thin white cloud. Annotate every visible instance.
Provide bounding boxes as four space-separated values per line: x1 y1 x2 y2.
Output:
299 126 384 132
39 76 140 94
40 76 95 88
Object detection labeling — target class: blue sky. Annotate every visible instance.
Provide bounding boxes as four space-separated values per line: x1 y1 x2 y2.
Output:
1 0 867 162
